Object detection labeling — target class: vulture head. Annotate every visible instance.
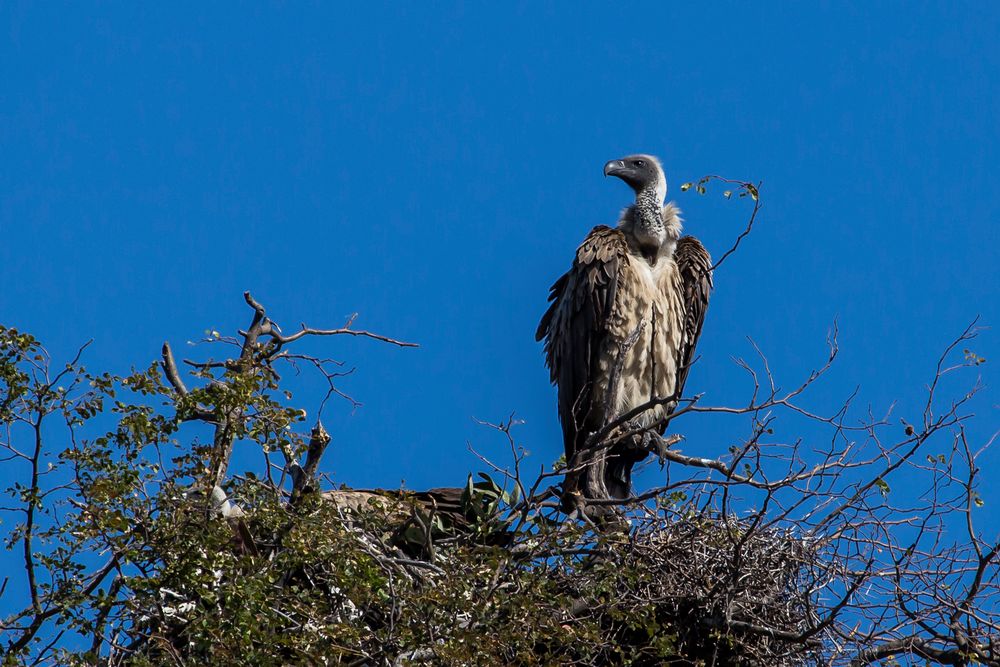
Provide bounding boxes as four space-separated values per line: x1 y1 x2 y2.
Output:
604 154 667 205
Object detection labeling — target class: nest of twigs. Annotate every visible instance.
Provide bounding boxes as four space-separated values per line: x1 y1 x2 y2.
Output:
564 510 823 666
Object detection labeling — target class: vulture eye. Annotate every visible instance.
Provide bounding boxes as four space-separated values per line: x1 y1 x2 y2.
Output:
635 160 645 167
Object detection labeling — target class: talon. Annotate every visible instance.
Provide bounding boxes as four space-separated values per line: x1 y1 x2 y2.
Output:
648 433 683 467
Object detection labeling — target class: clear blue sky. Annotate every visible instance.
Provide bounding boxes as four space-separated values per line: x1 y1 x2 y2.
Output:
1 4 997 524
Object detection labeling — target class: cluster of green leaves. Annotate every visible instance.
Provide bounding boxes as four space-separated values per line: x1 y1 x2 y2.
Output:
0 327 38 423
680 175 759 201
0 328 308 663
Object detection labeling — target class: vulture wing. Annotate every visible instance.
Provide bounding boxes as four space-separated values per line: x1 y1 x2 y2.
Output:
536 225 630 465
671 235 713 416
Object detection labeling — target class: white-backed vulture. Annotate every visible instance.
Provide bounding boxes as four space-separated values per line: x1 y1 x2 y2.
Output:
536 154 712 505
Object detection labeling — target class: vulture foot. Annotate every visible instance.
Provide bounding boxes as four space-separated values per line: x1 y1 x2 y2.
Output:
642 432 683 466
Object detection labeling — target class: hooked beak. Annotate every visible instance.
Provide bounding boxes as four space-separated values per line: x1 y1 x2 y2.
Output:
603 159 626 178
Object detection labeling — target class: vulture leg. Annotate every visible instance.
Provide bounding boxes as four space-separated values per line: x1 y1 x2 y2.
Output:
596 323 647 501
605 431 646 500
606 429 683 498
605 428 682 496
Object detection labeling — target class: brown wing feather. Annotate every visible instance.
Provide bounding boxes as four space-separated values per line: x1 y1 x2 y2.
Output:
672 236 713 405
536 226 630 463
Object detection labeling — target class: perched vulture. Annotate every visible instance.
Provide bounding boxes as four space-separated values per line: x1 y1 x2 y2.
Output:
536 154 712 505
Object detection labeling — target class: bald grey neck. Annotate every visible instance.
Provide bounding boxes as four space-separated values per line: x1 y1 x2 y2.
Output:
622 183 676 263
